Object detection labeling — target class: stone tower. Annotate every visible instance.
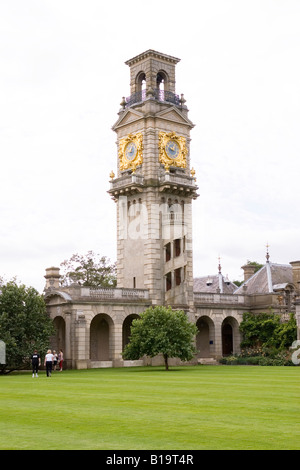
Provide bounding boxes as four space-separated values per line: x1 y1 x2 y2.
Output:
109 50 198 308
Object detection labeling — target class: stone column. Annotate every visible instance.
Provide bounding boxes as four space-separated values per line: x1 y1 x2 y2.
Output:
64 311 72 369
214 321 223 358
74 311 88 369
290 261 300 294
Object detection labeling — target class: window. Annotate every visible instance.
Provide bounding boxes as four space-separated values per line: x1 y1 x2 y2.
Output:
174 239 181 257
165 242 171 262
175 268 181 286
166 272 172 291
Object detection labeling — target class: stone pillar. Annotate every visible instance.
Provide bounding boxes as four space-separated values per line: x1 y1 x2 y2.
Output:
64 311 72 369
74 311 88 369
112 322 123 368
290 261 300 294
214 322 223 358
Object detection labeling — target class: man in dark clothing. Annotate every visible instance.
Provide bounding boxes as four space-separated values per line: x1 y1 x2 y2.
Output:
31 350 41 377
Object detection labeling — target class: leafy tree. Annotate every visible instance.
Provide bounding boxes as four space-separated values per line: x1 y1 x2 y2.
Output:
0 281 55 373
122 306 198 370
240 311 297 350
60 251 117 288
246 260 264 273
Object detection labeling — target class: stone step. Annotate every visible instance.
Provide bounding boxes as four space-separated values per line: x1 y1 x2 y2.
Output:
197 358 218 365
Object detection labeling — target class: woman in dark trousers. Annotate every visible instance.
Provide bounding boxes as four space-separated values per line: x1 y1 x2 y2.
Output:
31 350 41 377
44 349 54 377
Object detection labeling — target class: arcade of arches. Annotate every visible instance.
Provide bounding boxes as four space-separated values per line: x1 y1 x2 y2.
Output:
196 315 241 358
50 310 241 367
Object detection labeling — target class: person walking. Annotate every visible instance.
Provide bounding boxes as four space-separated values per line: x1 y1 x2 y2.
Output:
44 349 54 377
58 349 64 371
53 350 58 370
31 350 41 378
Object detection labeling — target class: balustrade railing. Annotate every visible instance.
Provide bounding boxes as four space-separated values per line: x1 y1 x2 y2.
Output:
194 292 246 305
80 286 150 301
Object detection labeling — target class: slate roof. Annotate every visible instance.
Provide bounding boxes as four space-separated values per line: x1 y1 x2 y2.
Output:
193 274 237 294
234 262 294 295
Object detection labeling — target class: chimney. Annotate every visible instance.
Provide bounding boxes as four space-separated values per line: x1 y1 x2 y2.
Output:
241 264 257 282
290 261 300 294
44 267 60 290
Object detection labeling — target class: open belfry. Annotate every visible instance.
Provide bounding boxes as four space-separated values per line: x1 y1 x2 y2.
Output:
44 50 300 369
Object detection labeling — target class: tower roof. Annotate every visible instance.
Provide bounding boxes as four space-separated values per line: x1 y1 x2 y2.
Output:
125 50 181 67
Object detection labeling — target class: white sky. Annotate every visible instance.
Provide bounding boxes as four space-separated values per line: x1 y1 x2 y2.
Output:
1 0 300 293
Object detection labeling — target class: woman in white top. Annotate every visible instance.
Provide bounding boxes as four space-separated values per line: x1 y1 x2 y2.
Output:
44 349 54 377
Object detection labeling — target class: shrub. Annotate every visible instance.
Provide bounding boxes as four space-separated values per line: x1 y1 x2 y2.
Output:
219 348 295 366
240 312 297 350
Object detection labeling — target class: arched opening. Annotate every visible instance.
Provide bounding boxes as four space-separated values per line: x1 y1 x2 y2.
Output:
122 314 140 351
221 317 240 356
157 72 165 91
222 323 233 356
196 316 215 358
90 314 112 361
51 316 65 354
156 70 168 91
136 71 146 95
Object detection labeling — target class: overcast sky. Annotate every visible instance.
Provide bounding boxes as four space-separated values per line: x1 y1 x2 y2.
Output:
1 0 300 292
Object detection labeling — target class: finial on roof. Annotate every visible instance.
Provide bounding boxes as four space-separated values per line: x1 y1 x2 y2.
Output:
218 256 222 274
266 243 270 263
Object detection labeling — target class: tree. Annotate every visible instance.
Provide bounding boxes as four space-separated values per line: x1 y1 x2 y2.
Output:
60 251 117 288
122 306 198 370
246 260 264 273
0 281 55 373
240 311 297 350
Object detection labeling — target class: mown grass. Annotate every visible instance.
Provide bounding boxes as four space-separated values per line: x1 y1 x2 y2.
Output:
0 365 299 450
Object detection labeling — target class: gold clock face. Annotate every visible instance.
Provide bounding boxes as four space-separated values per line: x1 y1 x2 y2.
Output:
124 141 137 161
118 133 143 172
165 140 180 159
158 131 187 170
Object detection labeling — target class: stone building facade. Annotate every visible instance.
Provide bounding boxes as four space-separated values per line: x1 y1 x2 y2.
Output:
44 50 300 369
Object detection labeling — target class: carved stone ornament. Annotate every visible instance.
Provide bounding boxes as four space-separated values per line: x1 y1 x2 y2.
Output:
158 131 188 171
118 133 143 173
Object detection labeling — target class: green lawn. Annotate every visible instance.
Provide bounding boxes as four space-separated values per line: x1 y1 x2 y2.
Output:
0 365 299 450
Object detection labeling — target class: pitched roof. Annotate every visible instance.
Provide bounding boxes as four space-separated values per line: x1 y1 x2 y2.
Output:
194 274 237 294
234 262 293 295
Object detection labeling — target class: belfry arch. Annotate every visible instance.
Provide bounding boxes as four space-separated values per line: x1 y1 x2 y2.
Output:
156 70 169 93
136 71 146 93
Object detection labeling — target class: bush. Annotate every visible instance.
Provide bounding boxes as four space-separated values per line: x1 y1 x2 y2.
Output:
219 349 295 366
240 312 297 350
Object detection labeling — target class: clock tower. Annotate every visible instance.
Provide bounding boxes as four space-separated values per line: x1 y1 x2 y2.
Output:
109 50 198 308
